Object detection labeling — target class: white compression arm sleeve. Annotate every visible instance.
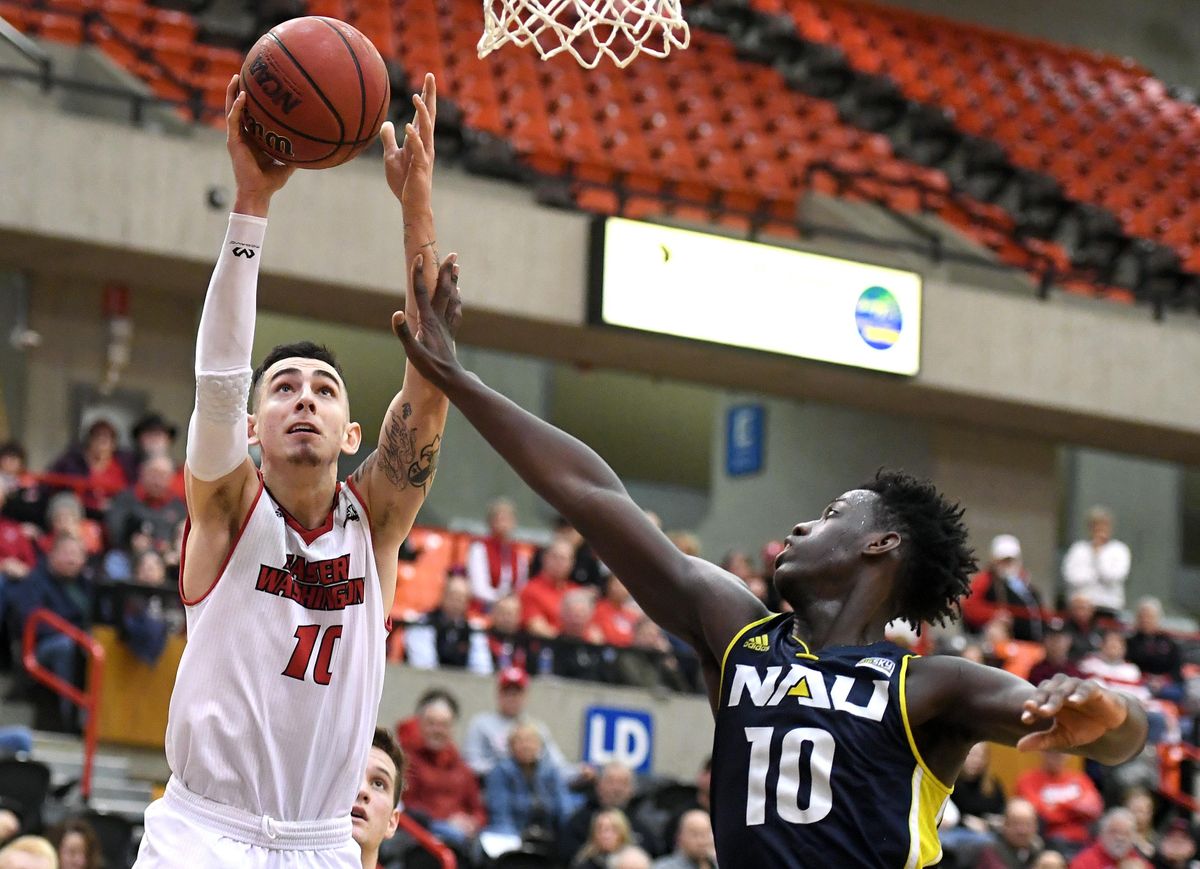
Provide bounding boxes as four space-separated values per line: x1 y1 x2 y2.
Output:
186 213 267 482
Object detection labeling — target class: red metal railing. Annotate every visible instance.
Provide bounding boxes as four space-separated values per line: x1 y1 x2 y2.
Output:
394 813 457 869
22 608 106 801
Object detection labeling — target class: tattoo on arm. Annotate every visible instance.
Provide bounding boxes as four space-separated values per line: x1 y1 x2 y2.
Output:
351 403 439 496
407 435 441 494
403 222 439 264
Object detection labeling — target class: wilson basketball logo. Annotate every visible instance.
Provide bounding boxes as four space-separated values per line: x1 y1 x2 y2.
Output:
241 106 294 159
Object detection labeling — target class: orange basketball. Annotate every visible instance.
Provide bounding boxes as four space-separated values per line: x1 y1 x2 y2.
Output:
239 16 391 169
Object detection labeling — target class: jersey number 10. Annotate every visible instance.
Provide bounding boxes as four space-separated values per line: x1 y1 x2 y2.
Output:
282 624 344 685
744 726 836 825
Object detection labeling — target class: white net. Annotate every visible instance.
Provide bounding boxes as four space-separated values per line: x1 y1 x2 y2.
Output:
478 0 690 69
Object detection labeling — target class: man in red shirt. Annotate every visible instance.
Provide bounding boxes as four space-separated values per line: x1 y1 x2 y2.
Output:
1068 807 1151 869
397 693 485 851
591 576 640 648
519 539 580 637
1016 751 1103 853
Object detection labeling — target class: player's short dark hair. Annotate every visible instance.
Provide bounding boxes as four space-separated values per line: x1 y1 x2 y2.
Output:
860 469 976 630
372 726 406 808
250 341 346 407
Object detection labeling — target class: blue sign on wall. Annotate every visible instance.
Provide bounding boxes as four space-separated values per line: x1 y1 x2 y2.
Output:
582 706 654 774
726 404 765 477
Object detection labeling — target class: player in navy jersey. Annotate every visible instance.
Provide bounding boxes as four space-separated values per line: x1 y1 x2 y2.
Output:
391 266 1148 867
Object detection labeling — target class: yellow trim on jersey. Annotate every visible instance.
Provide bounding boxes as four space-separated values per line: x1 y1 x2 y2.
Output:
719 614 780 691
898 655 954 793
903 766 951 869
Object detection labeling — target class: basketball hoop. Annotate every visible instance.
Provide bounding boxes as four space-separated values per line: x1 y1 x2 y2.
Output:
478 0 690 69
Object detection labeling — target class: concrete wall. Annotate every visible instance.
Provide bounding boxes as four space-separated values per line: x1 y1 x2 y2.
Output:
378 665 713 780
5 90 1200 468
874 0 1200 90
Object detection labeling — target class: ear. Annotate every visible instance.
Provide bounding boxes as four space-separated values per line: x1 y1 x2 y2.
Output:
385 807 401 839
341 420 363 456
864 531 901 556
247 413 260 447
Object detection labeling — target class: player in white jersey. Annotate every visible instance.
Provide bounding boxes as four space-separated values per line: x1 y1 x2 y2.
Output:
134 72 461 868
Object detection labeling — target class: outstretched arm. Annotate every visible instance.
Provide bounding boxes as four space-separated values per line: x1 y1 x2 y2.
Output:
182 75 295 600
351 75 450 560
391 262 767 674
907 656 1148 779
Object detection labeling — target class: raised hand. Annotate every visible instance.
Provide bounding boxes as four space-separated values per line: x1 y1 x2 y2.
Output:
224 74 295 215
381 73 437 206
392 253 463 388
1017 674 1130 752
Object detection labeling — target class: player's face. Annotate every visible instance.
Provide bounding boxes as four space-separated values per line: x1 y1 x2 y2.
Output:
251 357 361 470
350 747 400 850
772 489 895 602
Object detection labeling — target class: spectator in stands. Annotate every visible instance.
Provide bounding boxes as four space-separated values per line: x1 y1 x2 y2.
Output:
572 808 635 869
0 836 57 869
1029 619 1086 685
466 497 528 609
667 532 700 557
485 722 574 845
405 575 492 673
1069 807 1151 869
396 692 486 850
563 764 655 861
613 846 654 869
520 540 582 637
652 809 715 869
7 535 92 728
953 743 1007 830
661 757 713 855
113 550 182 666
0 442 44 527
964 534 1045 641
1016 751 1103 856
1123 787 1157 862
352 727 406 869
980 615 1043 679
1079 631 1151 703
463 667 569 778
592 577 640 648
47 417 129 517
0 512 37 633
127 413 186 500
977 797 1045 869
1064 594 1103 660
1033 854 1068 869
104 455 186 555
487 593 543 672
37 494 102 560
1062 506 1132 618
46 819 101 869
553 589 612 682
617 616 691 693
1152 818 1199 869
533 517 608 591
1126 598 1184 698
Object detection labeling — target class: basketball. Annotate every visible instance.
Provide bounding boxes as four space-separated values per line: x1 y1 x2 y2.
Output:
238 16 391 169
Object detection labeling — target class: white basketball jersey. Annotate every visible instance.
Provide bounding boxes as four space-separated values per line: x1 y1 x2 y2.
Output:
166 477 385 822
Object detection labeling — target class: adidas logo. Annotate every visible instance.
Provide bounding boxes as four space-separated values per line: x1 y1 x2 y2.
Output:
743 635 770 653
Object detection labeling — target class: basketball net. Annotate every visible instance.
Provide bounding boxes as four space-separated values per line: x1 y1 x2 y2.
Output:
478 0 690 69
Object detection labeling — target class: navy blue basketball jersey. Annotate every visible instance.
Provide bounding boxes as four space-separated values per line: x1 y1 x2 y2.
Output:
711 613 951 868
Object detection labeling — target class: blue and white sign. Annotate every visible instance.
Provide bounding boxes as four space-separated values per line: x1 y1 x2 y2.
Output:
583 706 654 774
726 404 765 477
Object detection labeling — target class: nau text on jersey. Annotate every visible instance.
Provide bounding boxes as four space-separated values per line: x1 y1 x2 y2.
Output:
255 553 365 611
727 664 890 722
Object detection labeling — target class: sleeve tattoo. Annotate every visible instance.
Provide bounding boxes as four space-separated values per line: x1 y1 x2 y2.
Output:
354 402 442 495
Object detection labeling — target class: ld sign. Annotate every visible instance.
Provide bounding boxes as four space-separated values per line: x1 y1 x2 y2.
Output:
583 706 653 774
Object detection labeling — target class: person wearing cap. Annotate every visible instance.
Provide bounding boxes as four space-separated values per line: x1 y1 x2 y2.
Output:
1029 619 1086 686
127 413 187 500
463 666 570 778
964 534 1046 641
1153 818 1200 869
1062 506 1132 618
